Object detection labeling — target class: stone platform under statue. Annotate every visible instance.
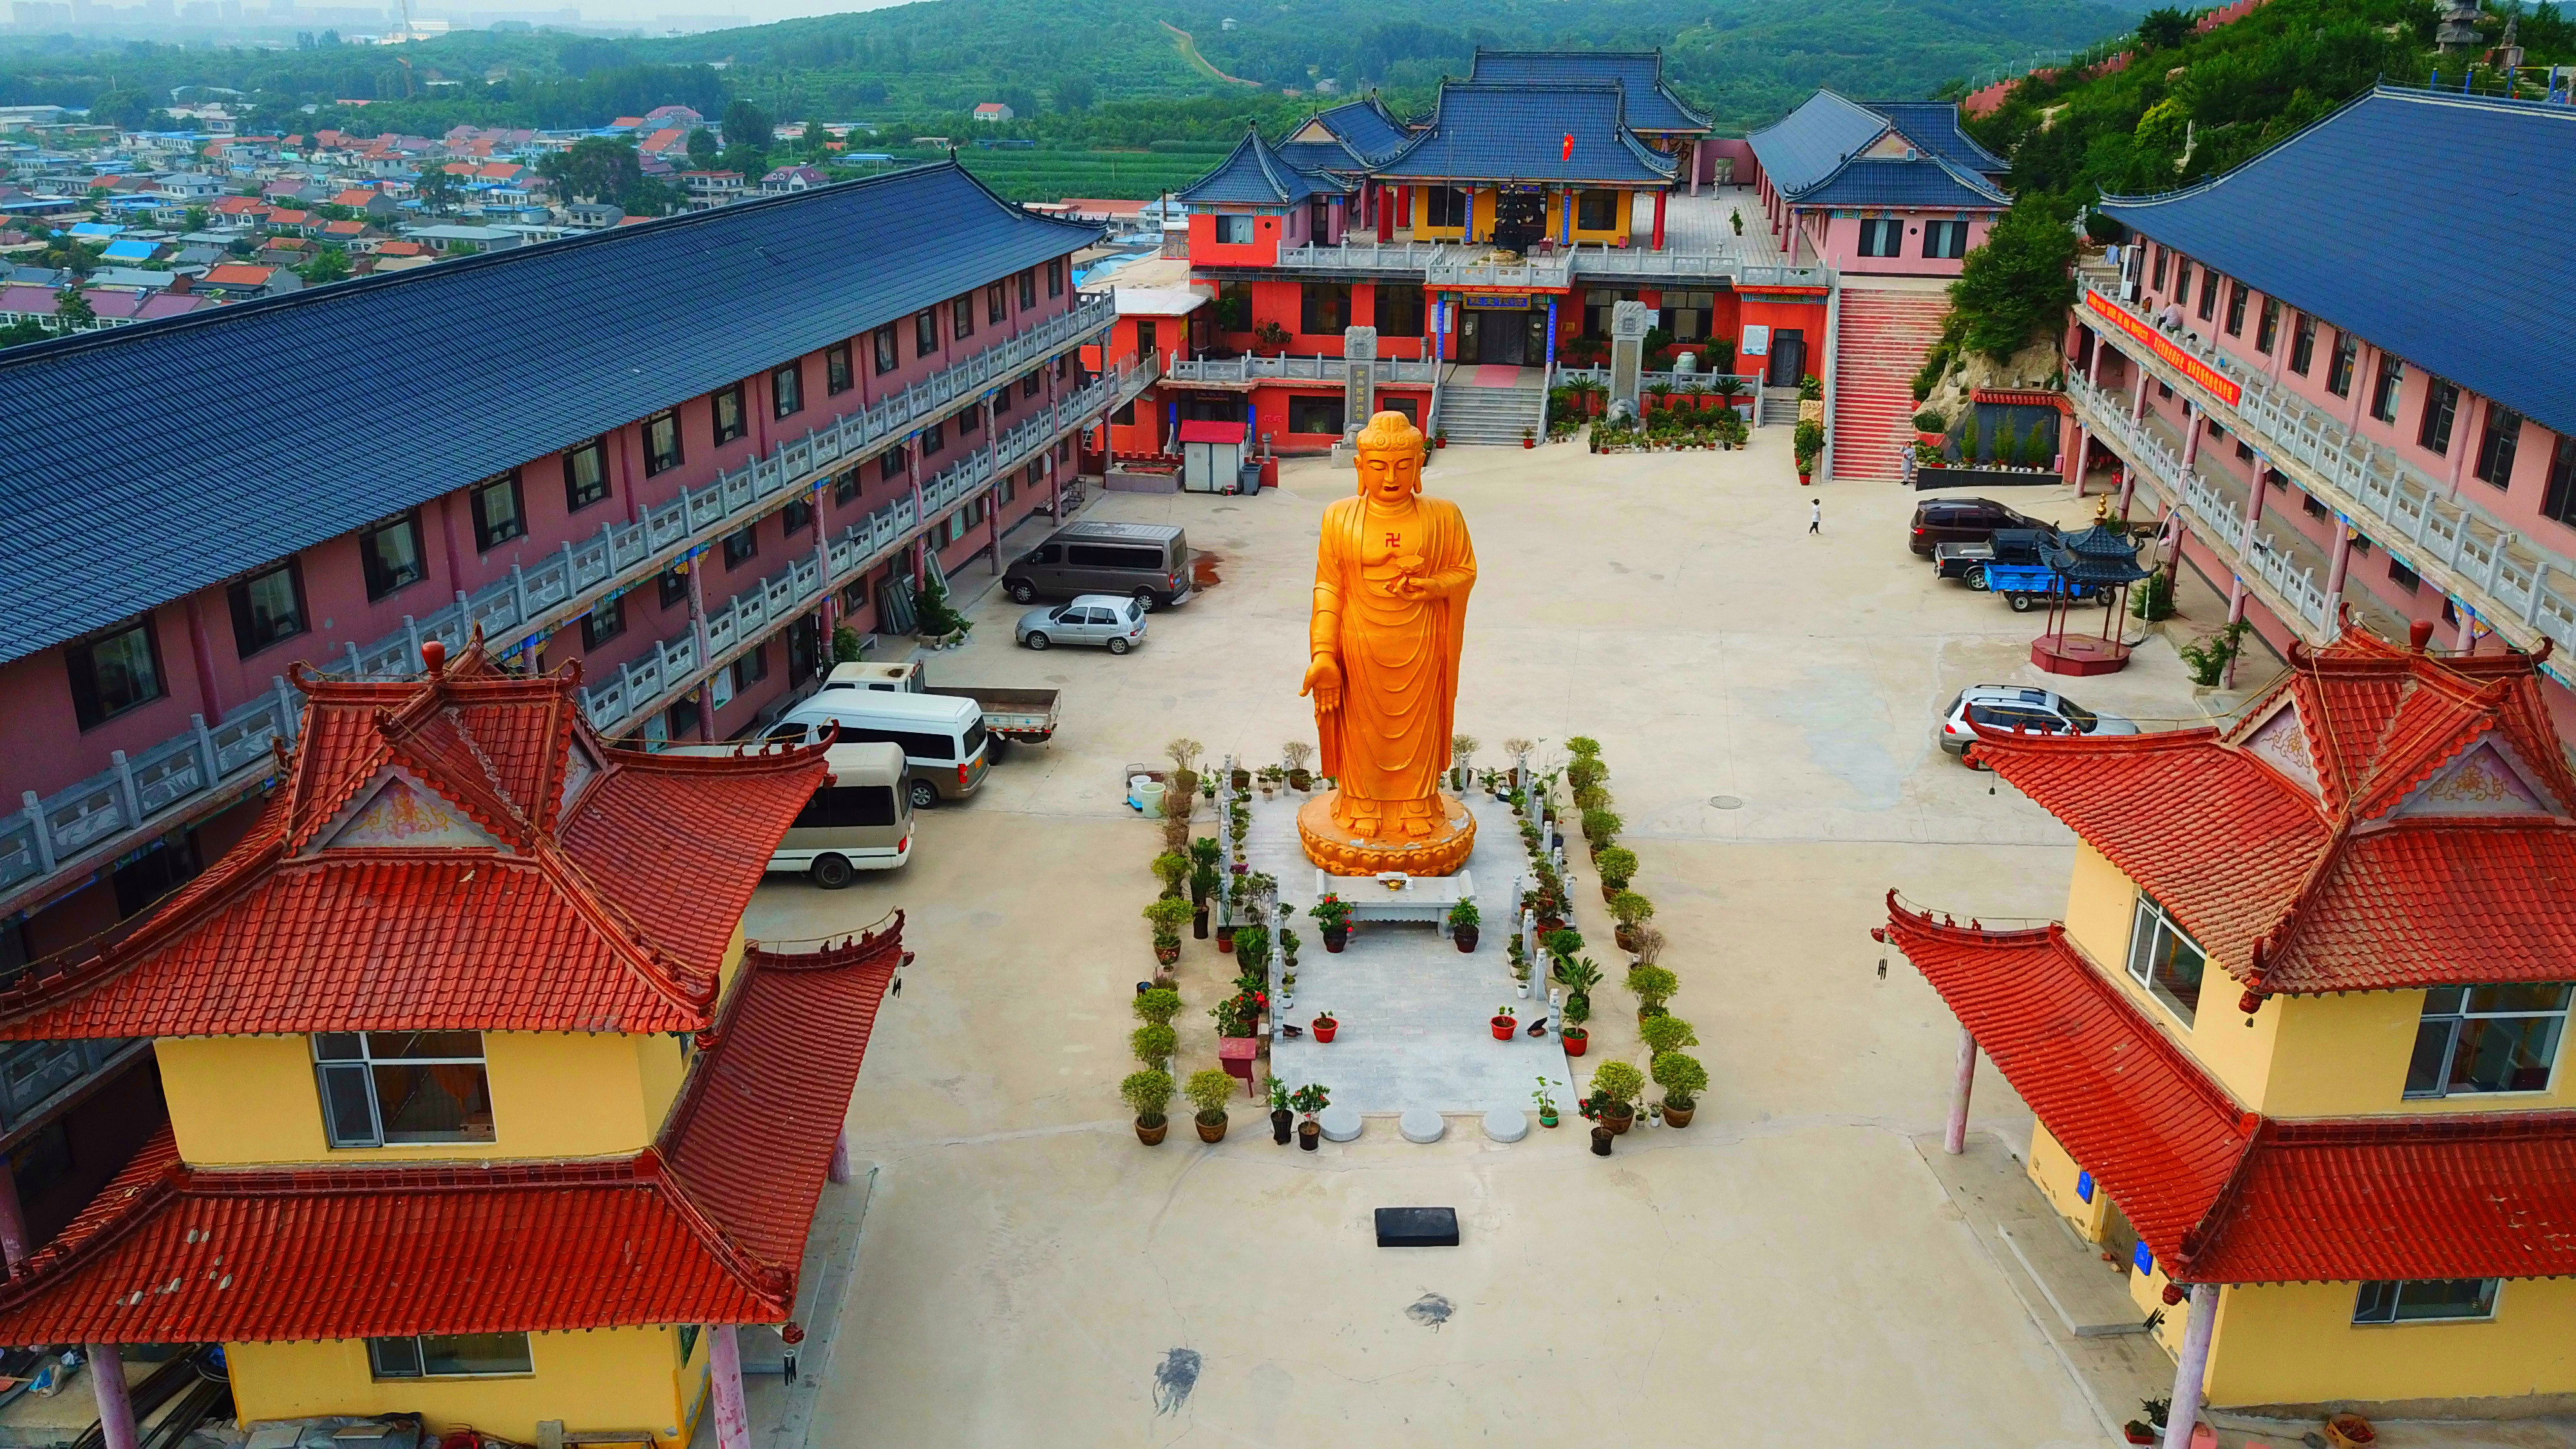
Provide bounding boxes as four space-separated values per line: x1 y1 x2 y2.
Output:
1296 788 1477 876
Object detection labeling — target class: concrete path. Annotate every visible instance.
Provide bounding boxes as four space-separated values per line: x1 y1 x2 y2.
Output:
742 428 2222 1446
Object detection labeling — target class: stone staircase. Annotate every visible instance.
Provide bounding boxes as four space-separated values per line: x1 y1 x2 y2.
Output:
1759 386 1803 426
1829 287 1950 483
1434 377 1548 446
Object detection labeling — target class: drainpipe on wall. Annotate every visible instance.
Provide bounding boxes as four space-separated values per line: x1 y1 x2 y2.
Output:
1817 281 1842 482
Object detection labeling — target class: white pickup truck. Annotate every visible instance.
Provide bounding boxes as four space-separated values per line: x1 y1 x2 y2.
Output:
816 660 1061 745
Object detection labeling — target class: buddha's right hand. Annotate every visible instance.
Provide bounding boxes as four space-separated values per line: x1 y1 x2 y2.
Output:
1300 654 1343 713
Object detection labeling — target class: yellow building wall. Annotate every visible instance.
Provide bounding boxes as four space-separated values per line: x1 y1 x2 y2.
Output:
2063 841 2282 1108
158 1029 688 1165
2204 1279 2576 1407
2025 1121 2109 1241
1410 185 1465 240
229 1327 701 1446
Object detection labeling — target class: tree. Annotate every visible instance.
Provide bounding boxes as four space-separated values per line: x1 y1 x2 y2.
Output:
182 206 210 234
685 126 721 168
540 137 642 204
1946 193 2079 361
2135 6 2195 52
623 176 685 216
413 164 460 214
88 88 154 130
55 290 93 327
299 246 350 284
721 100 773 150
1056 75 1096 113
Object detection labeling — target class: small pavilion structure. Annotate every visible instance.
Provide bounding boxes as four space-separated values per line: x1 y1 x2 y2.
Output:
2032 516 2150 675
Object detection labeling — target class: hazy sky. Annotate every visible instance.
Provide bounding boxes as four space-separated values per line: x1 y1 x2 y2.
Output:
571 0 909 30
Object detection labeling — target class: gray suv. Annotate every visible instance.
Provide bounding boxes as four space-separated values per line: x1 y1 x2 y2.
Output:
1003 521 1193 611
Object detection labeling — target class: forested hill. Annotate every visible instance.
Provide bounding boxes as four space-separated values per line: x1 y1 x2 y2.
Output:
1966 0 2576 202
0 0 2141 139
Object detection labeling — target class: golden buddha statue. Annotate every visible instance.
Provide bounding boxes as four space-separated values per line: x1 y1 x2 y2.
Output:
1296 410 1479 876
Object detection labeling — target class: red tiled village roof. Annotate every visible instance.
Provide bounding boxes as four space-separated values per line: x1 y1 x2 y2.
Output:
1883 902 2576 1284
1971 623 2576 994
0 640 828 1039
0 923 905 1345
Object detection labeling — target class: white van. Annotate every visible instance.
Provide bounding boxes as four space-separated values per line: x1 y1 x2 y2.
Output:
775 742 914 887
773 689 989 810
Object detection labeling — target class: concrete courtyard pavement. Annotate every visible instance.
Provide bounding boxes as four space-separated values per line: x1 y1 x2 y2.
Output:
741 426 2226 1446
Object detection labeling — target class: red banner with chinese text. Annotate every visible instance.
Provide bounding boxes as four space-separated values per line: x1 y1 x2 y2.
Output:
2086 291 2242 409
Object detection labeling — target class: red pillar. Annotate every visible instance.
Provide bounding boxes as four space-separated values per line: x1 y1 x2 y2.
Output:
88 1347 138 1449
1376 183 1392 242
829 1128 853 1184
1650 189 1668 251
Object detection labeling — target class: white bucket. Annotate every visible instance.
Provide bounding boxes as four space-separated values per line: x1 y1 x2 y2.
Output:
1133 777 1166 817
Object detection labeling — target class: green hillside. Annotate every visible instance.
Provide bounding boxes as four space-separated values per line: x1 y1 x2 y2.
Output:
1966 0 2576 202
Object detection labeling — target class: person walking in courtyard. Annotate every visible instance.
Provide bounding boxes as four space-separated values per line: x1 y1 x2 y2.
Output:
1808 497 1821 535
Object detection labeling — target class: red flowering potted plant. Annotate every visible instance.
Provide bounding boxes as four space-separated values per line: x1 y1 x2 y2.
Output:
1311 894 1354 952
1289 1082 1329 1151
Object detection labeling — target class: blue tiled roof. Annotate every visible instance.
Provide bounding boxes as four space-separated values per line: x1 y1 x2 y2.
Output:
1466 50 1710 133
1311 97 1414 165
1278 136 1368 176
1747 90 1891 196
1374 83 1677 185
1795 156 2007 208
0 163 1102 665
1175 127 1347 206
1866 101 2010 176
2099 88 2576 439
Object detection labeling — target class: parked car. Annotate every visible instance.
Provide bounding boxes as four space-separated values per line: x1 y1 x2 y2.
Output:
1016 594 1148 654
1932 527 2057 585
770 691 990 809
1939 685 2140 762
1909 497 2050 555
817 659 1061 746
1003 520 1193 610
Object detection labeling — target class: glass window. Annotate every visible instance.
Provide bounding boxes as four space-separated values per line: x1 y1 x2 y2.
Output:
880 445 909 480
1922 219 1969 258
2288 312 2316 375
1376 283 1424 339
826 343 853 395
2327 330 2358 397
1577 189 1616 231
957 403 980 435
833 469 860 507
2369 355 2405 423
914 308 938 358
2405 983 2570 1097
1047 258 1064 296
1299 282 1350 336
952 294 974 340
2224 280 2248 336
731 642 767 693
645 409 683 475
68 618 163 729
2255 297 2279 354
1019 269 1036 310
2125 893 2206 1025
580 593 623 650
712 383 747 444
469 471 524 552
1857 218 1903 258
2174 261 2192 308
772 363 802 419
722 524 757 569
2474 406 2522 489
1215 213 1254 244
369 1332 533 1379
1021 370 1041 399
2150 244 2168 292
361 514 424 600
782 497 813 534
564 437 609 511
922 420 945 457
227 562 305 657
2543 435 2576 529
1426 186 1472 229
1660 289 1716 342
2418 377 2459 455
2387 556 2421 592
1286 394 1345 435
986 283 1006 325
658 564 688 610
313 1031 494 1147
2197 270 2219 321
874 325 898 375
2353 1279 2500 1325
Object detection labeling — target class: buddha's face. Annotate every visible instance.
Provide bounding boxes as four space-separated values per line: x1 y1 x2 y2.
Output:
1356 442 1420 504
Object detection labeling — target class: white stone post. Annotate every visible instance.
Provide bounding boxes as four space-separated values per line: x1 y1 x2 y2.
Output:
2161 1283 2220 1449
1944 1025 1976 1155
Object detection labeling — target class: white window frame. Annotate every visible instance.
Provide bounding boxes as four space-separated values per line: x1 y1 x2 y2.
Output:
368 1331 535 1379
2403 983 2571 1099
2351 1278 2501 1325
2125 893 2207 1027
313 1032 493 1148
1215 213 1255 245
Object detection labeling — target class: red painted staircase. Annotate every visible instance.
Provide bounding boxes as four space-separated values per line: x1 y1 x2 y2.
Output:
1829 288 1950 484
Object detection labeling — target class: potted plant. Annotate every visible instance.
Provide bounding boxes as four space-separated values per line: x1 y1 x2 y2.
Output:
2121 1423 2155 1446
1133 987 1181 1030
1640 1012 1696 1056
1233 924 1269 981
1252 319 1291 357
1290 1082 1329 1150
1123 1068 1174 1145
1911 408 1947 446
1447 898 1479 952
1311 1010 1338 1043
1651 1050 1706 1128
1607 890 1654 953
1581 807 1622 848
1267 1077 1294 1143
1185 1068 1235 1143
1490 1003 1517 1041
2140 1399 2172 1438
2324 1412 2375 1448
1282 740 1314 791
1130 1021 1177 1070
1257 764 1285 799
1520 426 1535 449
1561 1024 1589 1057
1163 737 1204 801
1629 963 1678 1020
1211 985 1264 1042
1531 1078 1561 1128
1594 845 1638 902
1587 1059 1643 1135
1448 734 1477 791
1311 894 1353 952
1142 897 1189 968
1794 417 1824 484
1434 428 1448 449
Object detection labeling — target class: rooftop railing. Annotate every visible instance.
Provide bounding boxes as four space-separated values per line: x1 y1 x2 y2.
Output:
1165 354 1437 386
2 300 1121 907
1268 241 1831 290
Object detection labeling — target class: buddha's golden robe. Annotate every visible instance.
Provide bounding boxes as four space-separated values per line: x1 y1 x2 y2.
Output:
1310 490 1477 833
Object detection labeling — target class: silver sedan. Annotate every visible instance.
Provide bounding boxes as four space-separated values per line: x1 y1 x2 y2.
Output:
1015 594 1148 654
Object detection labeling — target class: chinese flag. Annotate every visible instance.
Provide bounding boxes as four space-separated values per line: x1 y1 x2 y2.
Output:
1561 134 1575 160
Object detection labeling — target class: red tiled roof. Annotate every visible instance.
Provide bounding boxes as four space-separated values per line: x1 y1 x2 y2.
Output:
202 263 274 285
0 641 827 1039
1972 623 2576 994
1883 902 2576 1284
0 923 904 1345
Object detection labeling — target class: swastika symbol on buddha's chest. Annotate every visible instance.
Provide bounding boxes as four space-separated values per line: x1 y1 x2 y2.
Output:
1384 532 1403 549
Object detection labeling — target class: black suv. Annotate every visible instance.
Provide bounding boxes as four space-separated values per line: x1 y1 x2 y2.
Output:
1908 497 2050 556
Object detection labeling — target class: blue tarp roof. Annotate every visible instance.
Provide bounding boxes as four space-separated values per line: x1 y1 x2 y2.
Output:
1466 50 1710 133
1175 127 1347 207
2100 87 2576 439
1373 82 1676 185
99 239 157 261
0 163 1103 663
67 222 123 238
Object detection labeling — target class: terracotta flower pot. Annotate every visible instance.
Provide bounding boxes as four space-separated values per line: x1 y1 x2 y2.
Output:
1600 882 1622 903
1217 927 1235 953
1195 1113 1228 1144
1452 925 1478 953
1662 1103 1694 1128
1155 943 1180 966
1600 1102 1634 1135
1614 924 1638 953
1298 1121 1320 1151
1311 1018 1338 1043
1562 1028 1588 1057
1135 1115 1169 1146
1490 1015 1516 1041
